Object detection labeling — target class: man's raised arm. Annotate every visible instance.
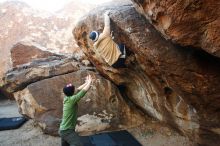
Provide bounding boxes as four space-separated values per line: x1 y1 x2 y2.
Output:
102 11 111 36
70 75 92 103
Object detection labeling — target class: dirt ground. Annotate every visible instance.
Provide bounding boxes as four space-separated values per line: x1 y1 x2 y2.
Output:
0 99 195 146
128 121 196 146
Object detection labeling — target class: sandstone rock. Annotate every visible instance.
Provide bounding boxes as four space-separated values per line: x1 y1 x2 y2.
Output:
2 56 79 93
14 71 145 136
73 1 220 145
11 42 62 67
131 0 220 58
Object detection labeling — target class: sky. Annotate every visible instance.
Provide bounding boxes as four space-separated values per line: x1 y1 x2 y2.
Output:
0 0 112 12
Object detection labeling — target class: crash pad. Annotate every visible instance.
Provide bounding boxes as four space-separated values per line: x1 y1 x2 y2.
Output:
80 130 142 146
0 117 27 131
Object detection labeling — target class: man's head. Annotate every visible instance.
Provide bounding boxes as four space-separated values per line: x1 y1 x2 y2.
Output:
89 31 99 42
63 83 75 96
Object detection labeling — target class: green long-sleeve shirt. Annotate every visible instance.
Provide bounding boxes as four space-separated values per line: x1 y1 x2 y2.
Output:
59 90 86 131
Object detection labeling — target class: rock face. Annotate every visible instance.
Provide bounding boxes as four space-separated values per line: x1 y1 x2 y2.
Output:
2 56 79 93
73 1 220 145
131 0 220 58
11 42 62 67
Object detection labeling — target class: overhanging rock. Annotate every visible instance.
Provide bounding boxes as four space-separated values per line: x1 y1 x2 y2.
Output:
73 1 220 145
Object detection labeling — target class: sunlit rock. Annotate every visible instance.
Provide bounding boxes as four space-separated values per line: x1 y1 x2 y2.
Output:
11 42 63 67
2 56 79 93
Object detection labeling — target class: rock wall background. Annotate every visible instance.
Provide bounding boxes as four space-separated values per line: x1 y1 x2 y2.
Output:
0 0 94 82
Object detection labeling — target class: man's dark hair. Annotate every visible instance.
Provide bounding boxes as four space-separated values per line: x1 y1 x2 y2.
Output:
63 84 75 96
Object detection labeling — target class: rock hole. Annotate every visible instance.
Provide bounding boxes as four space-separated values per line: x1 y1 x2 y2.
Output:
82 31 87 38
164 86 173 95
109 95 117 104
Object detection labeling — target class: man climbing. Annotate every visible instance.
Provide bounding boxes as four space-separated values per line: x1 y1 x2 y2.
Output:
59 74 92 146
89 11 126 68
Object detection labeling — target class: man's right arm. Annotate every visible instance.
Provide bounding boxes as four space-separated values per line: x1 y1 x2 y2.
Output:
102 11 111 36
70 75 92 103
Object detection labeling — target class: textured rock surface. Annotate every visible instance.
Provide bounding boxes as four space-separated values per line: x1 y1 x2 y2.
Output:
2 56 79 93
11 42 62 67
131 0 220 58
73 1 220 145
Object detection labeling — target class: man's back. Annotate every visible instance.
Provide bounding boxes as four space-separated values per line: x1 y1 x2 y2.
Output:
94 34 121 66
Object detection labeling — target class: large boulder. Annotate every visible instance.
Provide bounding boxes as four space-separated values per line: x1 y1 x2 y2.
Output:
2 56 79 93
131 0 220 57
73 1 220 145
